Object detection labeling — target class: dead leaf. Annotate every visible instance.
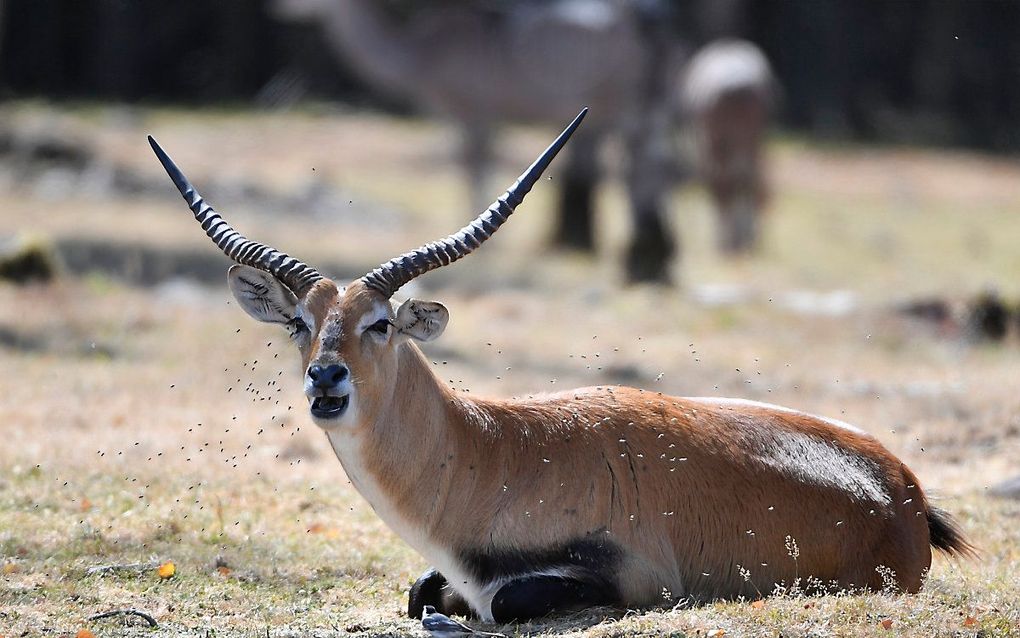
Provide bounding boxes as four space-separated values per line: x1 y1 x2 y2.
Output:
963 616 977 627
880 619 893 630
76 630 95 638
307 523 341 538
751 599 766 610
79 498 92 512
157 561 176 579
707 630 726 637
2 562 19 574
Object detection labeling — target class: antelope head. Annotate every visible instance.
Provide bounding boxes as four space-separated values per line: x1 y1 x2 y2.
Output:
149 108 586 430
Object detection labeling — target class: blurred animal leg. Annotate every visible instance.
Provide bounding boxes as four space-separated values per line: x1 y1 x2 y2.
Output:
408 567 471 619
712 146 764 255
461 121 495 214
704 90 768 255
490 573 618 622
551 130 601 251
717 194 759 254
623 113 676 283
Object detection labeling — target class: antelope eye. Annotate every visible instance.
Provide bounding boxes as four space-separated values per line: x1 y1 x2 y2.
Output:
367 319 391 335
287 318 308 340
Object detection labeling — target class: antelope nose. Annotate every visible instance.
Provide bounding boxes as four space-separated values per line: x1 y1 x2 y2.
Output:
307 363 348 389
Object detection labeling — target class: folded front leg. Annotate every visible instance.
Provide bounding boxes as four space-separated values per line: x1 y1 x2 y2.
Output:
490 573 619 622
408 567 471 619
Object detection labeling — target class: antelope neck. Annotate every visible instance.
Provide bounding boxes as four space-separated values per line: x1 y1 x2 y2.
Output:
325 341 481 530
321 342 498 614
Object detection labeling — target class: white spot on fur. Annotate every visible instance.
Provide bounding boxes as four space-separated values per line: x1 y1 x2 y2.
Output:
755 429 890 505
688 397 890 505
689 397 871 437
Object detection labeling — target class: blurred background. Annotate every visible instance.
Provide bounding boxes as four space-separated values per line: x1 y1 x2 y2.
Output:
4 0 1020 149
5 0 1020 145
3 0 1020 288
0 2 1018 635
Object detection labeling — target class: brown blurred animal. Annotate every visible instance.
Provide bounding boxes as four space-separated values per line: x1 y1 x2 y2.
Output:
273 0 684 282
682 39 775 254
152 109 969 623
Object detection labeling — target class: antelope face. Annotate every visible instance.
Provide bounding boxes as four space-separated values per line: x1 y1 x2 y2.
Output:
228 266 448 429
149 108 585 427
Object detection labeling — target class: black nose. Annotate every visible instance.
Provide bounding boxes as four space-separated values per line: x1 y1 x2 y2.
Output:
307 363 348 389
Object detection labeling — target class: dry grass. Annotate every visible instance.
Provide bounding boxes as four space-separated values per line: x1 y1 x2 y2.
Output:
1 103 1018 637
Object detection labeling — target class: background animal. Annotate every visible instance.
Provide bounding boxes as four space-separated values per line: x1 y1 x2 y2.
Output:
272 0 688 282
682 39 774 254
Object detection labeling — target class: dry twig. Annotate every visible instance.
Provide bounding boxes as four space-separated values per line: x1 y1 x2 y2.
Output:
88 608 159 628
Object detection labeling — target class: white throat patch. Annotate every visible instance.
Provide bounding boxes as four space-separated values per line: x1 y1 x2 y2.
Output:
323 428 493 619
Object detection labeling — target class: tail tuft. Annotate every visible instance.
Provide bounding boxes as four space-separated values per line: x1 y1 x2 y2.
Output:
928 506 976 558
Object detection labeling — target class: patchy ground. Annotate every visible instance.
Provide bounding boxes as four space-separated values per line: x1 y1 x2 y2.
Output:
1 103 1018 637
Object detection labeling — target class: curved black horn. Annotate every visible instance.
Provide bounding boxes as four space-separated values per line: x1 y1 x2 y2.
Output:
361 107 588 298
148 136 323 297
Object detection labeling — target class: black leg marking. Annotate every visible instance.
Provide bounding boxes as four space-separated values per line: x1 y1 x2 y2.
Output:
460 534 620 584
624 205 675 283
552 131 601 251
490 574 619 622
408 568 470 620
460 534 622 620
553 169 596 251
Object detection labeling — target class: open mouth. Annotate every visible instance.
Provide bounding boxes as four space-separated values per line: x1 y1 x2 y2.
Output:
310 395 349 419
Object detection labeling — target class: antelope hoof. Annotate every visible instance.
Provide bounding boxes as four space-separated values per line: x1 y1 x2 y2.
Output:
625 214 675 284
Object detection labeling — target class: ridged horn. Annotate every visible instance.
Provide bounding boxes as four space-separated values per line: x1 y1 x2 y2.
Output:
148 136 323 297
361 107 588 298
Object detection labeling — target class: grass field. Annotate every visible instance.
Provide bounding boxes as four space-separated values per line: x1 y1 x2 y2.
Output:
1 103 1018 637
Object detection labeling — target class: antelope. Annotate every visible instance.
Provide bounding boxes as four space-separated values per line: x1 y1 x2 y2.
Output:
149 109 970 623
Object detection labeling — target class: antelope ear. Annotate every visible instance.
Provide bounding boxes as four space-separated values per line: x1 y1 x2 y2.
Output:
227 264 298 324
394 299 449 343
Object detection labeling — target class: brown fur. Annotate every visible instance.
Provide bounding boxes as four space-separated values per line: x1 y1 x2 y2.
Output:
294 279 967 609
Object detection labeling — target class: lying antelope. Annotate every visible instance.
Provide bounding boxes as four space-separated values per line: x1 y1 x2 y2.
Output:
149 109 970 623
